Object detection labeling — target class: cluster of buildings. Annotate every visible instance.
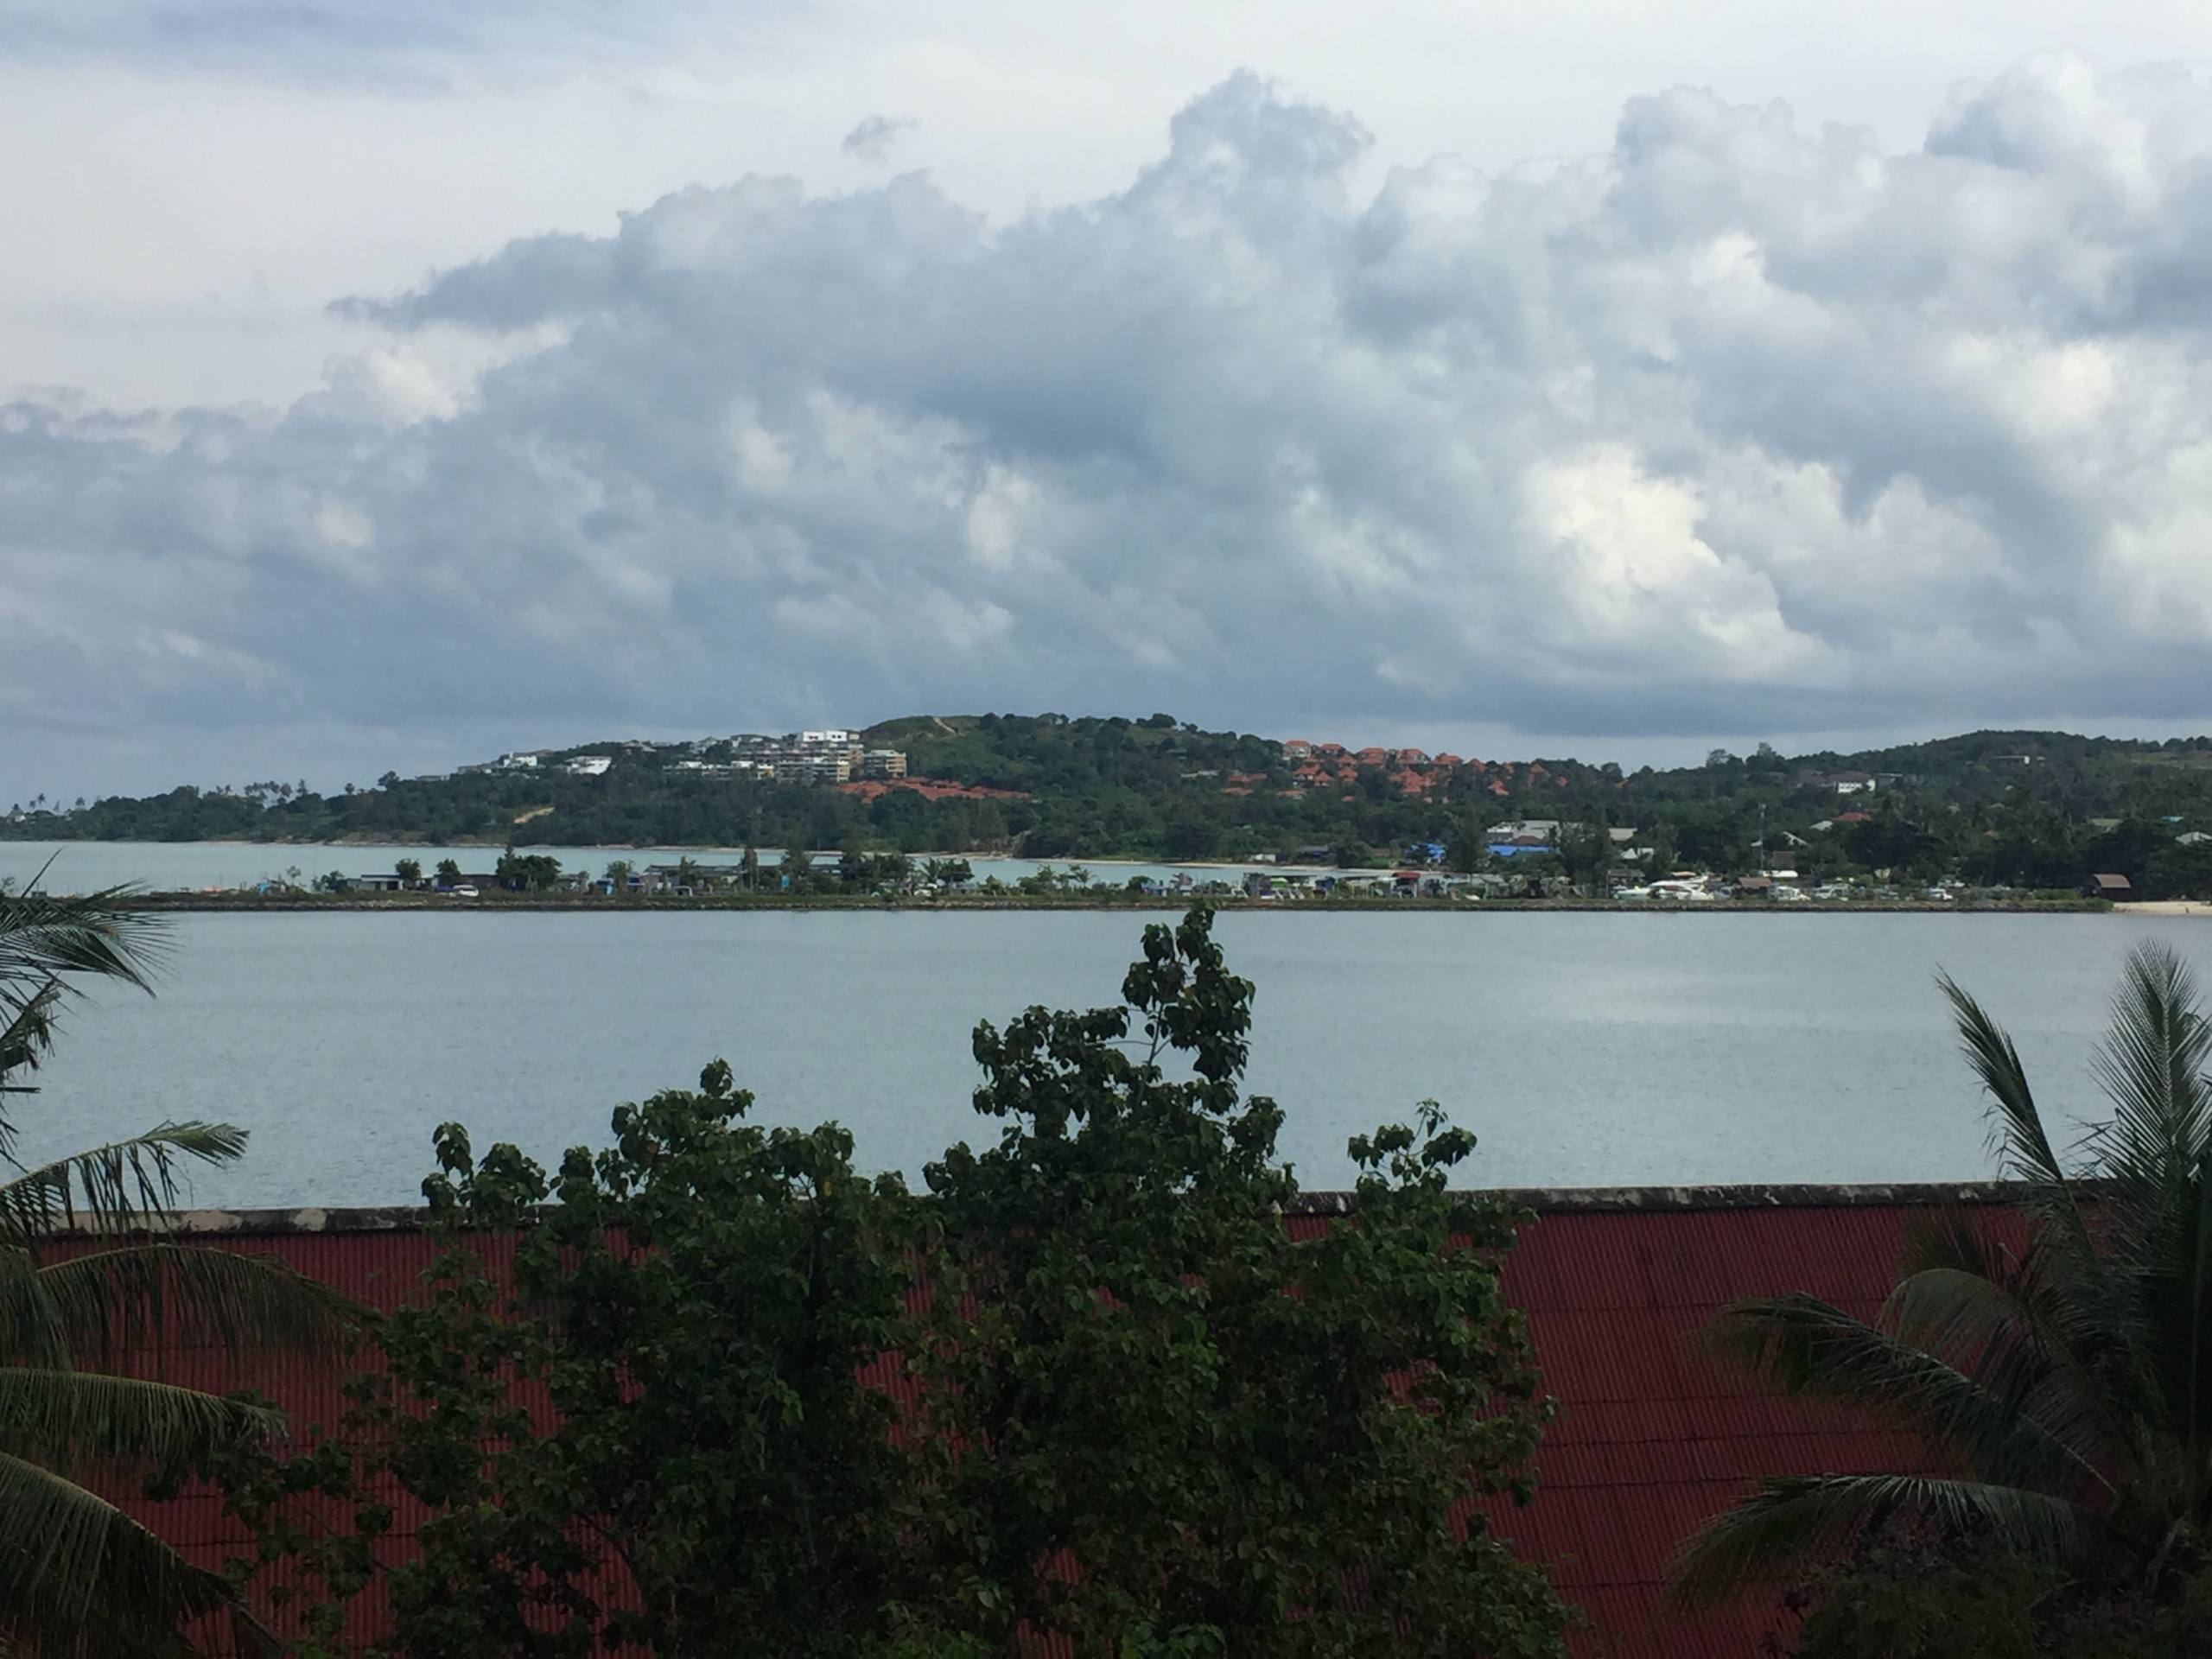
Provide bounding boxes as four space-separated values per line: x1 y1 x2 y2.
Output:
1276 741 1582 802
1281 741 1469 798
668 730 908 785
431 731 910 789
1796 768 1896 796
436 750 612 780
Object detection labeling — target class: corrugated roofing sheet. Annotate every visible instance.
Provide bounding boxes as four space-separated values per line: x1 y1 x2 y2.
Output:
58 1199 1983 1657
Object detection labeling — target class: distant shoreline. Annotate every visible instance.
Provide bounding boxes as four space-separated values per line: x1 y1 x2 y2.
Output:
118 893 2128 916
1 837 1334 874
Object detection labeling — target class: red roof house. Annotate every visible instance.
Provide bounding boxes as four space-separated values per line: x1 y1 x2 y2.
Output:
80 1186 1995 1657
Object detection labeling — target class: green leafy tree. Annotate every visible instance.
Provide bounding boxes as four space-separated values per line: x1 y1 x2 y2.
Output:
493 847 562 893
601 859 632 892
213 1065 931 1659
1672 943 2212 1642
433 860 461 885
911 907 1570 1655
1445 810 1491 874
393 859 422 887
210 910 1567 1656
1555 820 1613 893
0 886 346 1656
1161 808 1218 861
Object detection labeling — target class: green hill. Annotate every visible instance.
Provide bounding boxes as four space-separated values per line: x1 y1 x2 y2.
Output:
8 716 2212 897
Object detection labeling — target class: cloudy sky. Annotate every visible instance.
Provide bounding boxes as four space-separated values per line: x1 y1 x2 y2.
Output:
8 3 2212 801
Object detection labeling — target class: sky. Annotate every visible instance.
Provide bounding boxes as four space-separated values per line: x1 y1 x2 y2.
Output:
8 3 2212 801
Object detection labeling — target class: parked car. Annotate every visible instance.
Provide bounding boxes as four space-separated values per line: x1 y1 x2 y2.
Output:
447 883 480 898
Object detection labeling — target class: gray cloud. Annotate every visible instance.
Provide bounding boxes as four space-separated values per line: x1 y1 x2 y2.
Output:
842 115 918 163
9 58 2212 797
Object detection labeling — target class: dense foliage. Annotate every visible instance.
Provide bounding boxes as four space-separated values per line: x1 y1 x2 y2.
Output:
200 908 1570 1657
1673 942 2212 1652
10 715 2212 893
1776 1541 2212 1658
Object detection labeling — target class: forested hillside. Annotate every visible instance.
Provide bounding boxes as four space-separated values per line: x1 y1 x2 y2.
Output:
10 715 2212 896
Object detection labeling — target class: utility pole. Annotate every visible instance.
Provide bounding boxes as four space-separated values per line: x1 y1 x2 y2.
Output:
1758 804 1768 875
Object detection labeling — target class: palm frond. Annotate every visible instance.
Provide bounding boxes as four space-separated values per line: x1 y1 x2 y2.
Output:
1937 972 2115 1331
0 979 63 1095
24 1243 357 1364
0 1246 69 1370
1889 1211 2145 1477
1711 1294 2106 1496
2072 944 2212 1486
1669 1473 2084 1608
0 1447 264 1658
1939 971 2071 1190
0 887 167 1161
0 887 166 999
0 1123 250 1242
0 1369 283 1470
2088 943 2211 1193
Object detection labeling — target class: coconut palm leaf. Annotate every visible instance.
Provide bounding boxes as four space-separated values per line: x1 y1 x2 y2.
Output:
1669 1473 2085 1609
1886 1213 2142 1485
0 1124 250 1242
2089 944 2209 1191
2074 944 2212 1501
1937 973 2104 1267
0 1247 69 1373
0 887 166 1162
0 981 64 1097
0 1370 281 1470
0 1448 274 1659
0 882 297 1656
8 1243 355 1367
1678 948 2212 1614
0 887 165 999
1711 1294 2105 1497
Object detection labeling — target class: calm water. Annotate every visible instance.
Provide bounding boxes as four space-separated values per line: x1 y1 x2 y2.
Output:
13 911 2207 1209
1 841 1268 895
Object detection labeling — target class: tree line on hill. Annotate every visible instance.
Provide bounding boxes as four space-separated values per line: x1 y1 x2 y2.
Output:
8 715 2212 895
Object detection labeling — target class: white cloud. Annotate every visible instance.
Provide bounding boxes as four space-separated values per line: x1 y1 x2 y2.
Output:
10 54 2212 798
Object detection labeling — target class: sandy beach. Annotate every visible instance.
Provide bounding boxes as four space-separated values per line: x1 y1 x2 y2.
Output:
2126 900 2212 917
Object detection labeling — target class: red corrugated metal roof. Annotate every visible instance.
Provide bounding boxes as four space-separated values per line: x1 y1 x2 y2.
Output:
60 1199 1980 1656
